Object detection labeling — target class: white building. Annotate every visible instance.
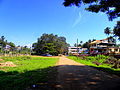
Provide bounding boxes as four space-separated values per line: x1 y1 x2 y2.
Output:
90 38 117 53
68 47 88 55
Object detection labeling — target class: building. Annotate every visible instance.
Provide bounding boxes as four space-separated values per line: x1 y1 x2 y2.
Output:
108 47 120 54
68 47 88 55
89 38 120 54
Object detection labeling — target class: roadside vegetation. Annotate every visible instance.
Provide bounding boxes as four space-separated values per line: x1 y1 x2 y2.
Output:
0 56 58 90
68 55 120 76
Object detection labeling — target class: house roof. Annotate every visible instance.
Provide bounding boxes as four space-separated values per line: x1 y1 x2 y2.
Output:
90 38 109 44
90 40 101 44
68 47 81 49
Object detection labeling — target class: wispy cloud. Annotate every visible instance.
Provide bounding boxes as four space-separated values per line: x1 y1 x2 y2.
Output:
72 11 82 28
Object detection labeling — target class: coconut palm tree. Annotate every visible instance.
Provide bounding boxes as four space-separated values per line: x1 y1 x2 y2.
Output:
80 41 83 45
104 27 111 43
104 27 111 36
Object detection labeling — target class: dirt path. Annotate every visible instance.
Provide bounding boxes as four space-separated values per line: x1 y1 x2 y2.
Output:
28 56 120 90
55 56 120 90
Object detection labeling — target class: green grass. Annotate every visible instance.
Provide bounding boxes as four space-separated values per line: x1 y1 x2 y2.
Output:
0 56 58 90
68 56 98 67
68 56 120 75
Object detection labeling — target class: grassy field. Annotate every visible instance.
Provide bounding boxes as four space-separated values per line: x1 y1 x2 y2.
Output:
68 56 120 76
0 56 58 90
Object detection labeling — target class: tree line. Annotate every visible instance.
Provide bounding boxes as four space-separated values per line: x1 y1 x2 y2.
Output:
0 36 31 56
0 34 70 56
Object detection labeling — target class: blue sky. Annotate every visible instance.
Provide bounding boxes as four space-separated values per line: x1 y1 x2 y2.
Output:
0 0 119 47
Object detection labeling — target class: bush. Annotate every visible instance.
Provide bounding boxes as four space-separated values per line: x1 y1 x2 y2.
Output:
103 56 120 69
68 53 73 56
104 57 117 64
92 61 101 66
83 55 109 64
70 55 120 69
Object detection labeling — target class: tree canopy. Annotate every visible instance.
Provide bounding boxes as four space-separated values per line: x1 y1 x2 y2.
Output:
104 27 111 36
82 39 95 48
32 33 69 55
0 36 15 48
113 21 120 39
63 0 120 38
63 0 120 21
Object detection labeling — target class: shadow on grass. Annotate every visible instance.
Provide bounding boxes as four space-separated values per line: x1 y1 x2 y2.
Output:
90 66 120 76
0 65 120 90
0 66 58 90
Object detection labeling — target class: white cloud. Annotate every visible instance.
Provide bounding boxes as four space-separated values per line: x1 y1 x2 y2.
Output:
72 11 82 28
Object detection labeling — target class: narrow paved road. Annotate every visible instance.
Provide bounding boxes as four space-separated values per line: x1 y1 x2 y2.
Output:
55 56 120 90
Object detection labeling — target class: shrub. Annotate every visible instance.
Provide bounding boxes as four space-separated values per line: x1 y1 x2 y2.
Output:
68 53 73 56
112 60 120 69
92 61 101 66
79 56 87 60
104 56 120 69
104 57 117 65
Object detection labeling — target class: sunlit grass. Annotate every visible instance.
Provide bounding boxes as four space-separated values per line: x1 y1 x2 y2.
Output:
68 56 120 75
0 56 58 90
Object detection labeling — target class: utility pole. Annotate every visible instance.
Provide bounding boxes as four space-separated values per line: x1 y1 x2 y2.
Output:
77 38 79 58
30 47 32 56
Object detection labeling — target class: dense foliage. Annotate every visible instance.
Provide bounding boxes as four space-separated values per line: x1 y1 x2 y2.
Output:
0 56 58 90
32 33 69 55
80 39 95 48
63 0 120 20
113 21 120 39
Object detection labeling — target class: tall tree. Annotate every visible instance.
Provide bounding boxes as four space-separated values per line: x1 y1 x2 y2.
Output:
88 39 92 43
113 21 120 39
104 27 111 43
80 41 83 45
0 36 6 47
104 27 111 36
32 33 69 55
104 27 117 44
74 43 77 47
1 36 5 42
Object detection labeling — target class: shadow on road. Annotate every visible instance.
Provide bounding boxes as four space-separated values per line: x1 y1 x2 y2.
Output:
0 65 120 90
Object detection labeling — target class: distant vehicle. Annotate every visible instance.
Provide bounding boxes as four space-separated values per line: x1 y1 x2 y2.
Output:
41 53 52 56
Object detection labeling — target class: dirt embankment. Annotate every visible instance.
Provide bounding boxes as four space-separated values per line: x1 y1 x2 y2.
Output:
0 59 16 67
